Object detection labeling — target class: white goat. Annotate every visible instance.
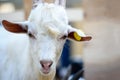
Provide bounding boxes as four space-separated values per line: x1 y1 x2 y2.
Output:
0 0 91 80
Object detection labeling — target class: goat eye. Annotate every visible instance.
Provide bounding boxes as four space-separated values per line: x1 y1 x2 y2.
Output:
28 33 35 39
60 35 67 40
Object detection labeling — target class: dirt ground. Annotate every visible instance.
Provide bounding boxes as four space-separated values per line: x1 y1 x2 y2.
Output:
85 62 120 80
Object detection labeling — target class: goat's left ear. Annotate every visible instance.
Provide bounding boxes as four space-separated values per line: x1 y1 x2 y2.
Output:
1 20 28 33
68 29 92 41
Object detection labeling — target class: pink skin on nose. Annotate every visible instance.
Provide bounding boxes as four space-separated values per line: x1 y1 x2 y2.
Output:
40 61 53 74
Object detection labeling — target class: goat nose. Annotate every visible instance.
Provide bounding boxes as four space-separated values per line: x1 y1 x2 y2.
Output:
40 61 53 69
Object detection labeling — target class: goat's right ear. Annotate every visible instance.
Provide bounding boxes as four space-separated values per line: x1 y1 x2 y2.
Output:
68 31 92 41
68 27 92 41
1 20 28 33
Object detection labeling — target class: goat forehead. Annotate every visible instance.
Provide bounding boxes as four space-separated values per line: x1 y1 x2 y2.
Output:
28 3 68 25
28 3 69 40
36 25 68 40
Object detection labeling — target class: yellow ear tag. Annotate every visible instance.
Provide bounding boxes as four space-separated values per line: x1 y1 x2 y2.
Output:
73 32 81 41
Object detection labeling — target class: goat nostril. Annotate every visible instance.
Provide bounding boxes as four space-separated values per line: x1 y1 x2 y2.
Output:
49 62 52 67
41 63 44 68
40 61 53 69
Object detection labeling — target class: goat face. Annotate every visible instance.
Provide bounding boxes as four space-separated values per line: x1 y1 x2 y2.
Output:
1 3 91 75
28 3 70 75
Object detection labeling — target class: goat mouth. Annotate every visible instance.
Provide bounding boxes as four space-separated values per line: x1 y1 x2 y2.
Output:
42 69 50 74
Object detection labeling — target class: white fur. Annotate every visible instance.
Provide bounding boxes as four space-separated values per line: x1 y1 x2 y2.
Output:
0 3 86 80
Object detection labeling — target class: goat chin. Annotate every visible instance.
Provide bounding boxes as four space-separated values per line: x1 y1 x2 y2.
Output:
40 69 55 76
39 71 56 80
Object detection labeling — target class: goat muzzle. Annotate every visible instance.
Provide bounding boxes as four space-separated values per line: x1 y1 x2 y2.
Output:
40 60 53 74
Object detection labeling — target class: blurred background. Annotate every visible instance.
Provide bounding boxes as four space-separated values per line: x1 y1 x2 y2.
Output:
0 0 120 80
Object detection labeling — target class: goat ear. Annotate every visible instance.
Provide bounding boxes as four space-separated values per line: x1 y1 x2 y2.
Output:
1 20 28 33
68 29 92 41
55 0 66 7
